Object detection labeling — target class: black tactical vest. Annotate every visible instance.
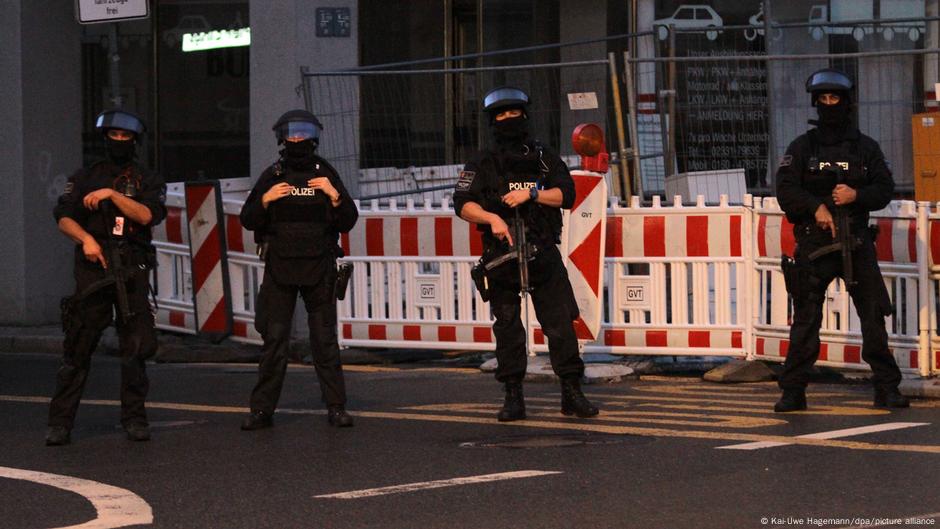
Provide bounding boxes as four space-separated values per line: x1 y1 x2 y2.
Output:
805 130 867 226
484 143 563 249
265 167 334 285
84 162 148 245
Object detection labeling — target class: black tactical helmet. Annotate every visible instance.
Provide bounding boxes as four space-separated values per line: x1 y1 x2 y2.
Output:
805 68 853 106
95 109 146 137
272 109 323 144
482 86 529 117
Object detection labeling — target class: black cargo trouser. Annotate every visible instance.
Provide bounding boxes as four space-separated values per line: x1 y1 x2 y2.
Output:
249 266 346 413
780 237 902 391
488 245 584 383
48 253 156 429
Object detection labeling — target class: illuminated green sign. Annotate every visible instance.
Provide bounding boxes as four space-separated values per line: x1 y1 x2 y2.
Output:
182 27 250 52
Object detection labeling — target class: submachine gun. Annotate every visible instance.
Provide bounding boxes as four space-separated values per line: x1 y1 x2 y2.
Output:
471 209 539 302
805 164 861 291
93 200 137 323
61 189 144 333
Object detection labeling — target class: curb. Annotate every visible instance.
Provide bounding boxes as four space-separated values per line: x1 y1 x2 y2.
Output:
900 378 940 399
480 355 634 384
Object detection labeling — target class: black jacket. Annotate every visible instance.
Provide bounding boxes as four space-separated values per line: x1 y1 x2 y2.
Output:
240 155 358 286
53 159 167 248
240 156 358 242
776 127 893 235
453 139 575 249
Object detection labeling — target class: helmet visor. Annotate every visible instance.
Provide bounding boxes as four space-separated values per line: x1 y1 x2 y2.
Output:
96 111 145 134
806 70 852 92
483 87 529 111
276 121 321 142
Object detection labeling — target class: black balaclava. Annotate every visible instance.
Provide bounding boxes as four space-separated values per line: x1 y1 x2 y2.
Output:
105 135 136 164
813 91 852 142
281 139 318 169
491 108 529 146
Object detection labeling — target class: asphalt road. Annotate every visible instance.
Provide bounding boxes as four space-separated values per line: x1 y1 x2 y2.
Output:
1 351 939 529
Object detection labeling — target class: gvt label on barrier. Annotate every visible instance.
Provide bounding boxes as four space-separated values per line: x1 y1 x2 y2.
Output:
415 276 441 307
620 277 651 310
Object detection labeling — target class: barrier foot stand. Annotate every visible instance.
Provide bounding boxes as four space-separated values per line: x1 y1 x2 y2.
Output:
703 359 775 383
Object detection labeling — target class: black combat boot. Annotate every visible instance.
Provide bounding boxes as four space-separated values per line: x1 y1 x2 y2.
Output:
327 406 354 427
560 377 599 418
774 388 807 412
45 426 71 447
874 387 910 408
124 423 151 442
241 410 273 431
497 381 526 422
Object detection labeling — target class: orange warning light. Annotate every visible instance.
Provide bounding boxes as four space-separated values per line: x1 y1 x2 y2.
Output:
571 123 609 173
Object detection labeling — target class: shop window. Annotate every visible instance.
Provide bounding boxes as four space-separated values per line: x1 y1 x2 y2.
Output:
157 1 250 182
80 1 249 182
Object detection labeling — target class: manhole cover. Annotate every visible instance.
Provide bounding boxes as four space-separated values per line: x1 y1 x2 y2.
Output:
459 433 642 449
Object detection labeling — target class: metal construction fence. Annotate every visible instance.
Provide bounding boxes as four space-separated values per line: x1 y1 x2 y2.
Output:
302 58 619 200
301 14 940 204
151 182 940 378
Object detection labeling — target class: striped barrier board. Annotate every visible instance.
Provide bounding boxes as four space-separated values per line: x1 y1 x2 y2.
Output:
342 213 483 257
185 181 233 341
342 322 495 346
754 335 921 371
606 212 745 258
537 328 744 350
556 170 607 341
756 198 918 263
151 192 197 336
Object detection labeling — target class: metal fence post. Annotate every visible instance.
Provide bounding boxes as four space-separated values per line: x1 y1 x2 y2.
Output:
747 195 761 361
660 25 677 180
608 52 632 201
762 0 778 192
300 66 313 112
917 201 932 377
623 50 644 202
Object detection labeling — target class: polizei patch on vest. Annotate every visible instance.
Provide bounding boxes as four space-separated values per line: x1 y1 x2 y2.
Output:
508 181 537 191
456 171 475 191
290 186 316 196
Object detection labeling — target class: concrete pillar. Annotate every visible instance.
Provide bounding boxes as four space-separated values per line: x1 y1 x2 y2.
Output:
249 0 359 196
0 1 82 325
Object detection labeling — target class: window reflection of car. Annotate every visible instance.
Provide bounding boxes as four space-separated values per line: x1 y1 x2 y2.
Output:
744 3 782 42
655 5 724 41
163 15 212 47
879 0 925 42
807 2 875 42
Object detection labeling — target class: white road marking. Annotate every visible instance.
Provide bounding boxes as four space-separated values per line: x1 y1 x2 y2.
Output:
314 470 563 499
717 422 930 450
0 465 152 528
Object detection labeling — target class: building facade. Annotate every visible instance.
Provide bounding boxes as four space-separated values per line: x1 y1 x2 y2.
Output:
0 0 933 325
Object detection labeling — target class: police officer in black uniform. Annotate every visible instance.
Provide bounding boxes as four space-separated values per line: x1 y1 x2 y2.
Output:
775 69 909 412
46 110 167 446
453 87 598 422
239 109 358 430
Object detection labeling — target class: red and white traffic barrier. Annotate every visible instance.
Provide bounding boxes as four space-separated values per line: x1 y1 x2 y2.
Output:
152 187 197 336
184 182 233 341
152 180 940 377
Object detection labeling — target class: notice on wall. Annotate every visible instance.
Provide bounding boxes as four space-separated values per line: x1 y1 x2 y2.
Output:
655 1 771 188
567 92 599 110
316 8 352 38
75 0 150 24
